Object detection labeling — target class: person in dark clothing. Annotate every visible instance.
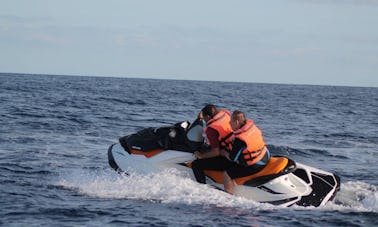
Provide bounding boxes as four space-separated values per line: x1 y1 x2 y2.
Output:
191 104 233 184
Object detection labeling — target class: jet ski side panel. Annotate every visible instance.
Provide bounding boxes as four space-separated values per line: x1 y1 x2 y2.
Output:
108 143 194 174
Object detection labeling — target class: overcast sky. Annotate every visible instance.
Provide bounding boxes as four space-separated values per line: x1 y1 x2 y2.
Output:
1 0 377 87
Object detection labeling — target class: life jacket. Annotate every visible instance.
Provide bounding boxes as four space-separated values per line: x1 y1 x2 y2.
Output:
233 119 268 166
205 110 233 149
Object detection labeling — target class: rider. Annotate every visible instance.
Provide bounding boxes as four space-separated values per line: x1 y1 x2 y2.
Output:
223 110 271 194
191 104 234 184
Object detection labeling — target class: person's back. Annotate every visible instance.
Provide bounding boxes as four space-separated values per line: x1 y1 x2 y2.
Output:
223 110 271 193
202 106 232 150
230 119 269 167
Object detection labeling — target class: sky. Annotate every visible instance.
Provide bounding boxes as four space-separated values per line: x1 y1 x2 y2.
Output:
0 0 377 87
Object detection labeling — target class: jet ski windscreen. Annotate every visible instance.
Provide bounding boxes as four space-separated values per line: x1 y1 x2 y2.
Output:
186 118 206 143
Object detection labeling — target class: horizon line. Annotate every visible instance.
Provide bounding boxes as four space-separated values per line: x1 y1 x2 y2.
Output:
0 71 376 89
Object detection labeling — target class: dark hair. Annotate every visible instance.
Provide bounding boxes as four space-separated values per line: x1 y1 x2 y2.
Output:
201 104 218 118
232 110 246 125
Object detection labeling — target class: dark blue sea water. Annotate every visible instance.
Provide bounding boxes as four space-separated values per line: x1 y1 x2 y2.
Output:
1 73 377 226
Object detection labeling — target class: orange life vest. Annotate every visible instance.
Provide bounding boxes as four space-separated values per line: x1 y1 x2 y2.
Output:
233 119 268 166
205 110 233 149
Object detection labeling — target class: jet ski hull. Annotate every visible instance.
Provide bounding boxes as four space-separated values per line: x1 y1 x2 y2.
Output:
108 143 340 207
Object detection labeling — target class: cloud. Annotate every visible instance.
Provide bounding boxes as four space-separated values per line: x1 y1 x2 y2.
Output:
114 35 127 47
271 47 322 58
0 14 51 28
29 32 68 45
0 14 68 46
291 0 378 6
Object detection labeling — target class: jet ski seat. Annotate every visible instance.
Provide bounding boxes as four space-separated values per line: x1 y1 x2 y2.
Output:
203 157 296 186
236 157 297 186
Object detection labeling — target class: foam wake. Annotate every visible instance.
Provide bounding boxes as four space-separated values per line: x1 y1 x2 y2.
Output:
333 181 378 212
56 168 273 209
56 168 378 212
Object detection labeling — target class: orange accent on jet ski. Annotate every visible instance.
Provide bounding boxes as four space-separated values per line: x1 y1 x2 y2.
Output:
129 148 164 158
200 157 288 185
204 170 225 184
234 157 288 185
185 162 193 168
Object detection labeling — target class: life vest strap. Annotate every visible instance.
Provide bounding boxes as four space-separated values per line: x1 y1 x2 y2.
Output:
244 146 268 166
219 132 234 150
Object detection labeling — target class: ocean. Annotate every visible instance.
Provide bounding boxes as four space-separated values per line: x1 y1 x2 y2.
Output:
0 73 377 226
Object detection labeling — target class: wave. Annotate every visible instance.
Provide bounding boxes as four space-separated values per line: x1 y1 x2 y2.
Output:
56 168 378 212
56 168 271 210
334 181 378 212
267 145 349 159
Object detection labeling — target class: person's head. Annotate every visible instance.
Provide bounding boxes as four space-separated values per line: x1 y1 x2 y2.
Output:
200 104 218 122
230 110 246 131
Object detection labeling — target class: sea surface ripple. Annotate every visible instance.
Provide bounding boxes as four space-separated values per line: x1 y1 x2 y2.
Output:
0 73 377 226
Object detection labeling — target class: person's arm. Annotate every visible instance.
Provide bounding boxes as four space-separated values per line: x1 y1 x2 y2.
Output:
194 127 220 159
195 147 221 159
219 149 230 160
197 111 203 119
229 139 247 162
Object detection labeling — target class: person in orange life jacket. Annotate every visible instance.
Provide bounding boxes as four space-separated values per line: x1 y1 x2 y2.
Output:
191 104 234 184
222 110 271 194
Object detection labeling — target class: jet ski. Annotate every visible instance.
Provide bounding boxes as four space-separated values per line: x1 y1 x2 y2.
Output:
108 119 340 207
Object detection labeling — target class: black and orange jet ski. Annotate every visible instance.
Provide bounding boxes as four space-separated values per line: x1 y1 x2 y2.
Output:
108 119 340 207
